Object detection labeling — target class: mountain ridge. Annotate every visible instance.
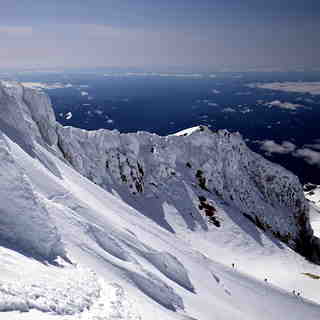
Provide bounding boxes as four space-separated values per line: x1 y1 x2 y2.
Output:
1 80 320 319
0 80 318 260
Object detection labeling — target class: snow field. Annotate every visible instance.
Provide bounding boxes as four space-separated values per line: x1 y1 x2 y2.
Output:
0 266 99 315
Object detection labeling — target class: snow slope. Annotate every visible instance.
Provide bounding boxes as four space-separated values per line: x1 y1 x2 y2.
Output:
0 132 64 260
1 81 320 319
305 185 320 238
305 185 320 207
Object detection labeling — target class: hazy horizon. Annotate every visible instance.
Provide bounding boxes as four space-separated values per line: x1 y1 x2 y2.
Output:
1 0 319 70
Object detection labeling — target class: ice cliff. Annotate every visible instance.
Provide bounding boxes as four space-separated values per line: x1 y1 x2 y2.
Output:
0 130 63 259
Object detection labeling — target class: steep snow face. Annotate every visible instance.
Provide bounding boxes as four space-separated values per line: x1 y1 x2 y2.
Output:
22 84 58 147
0 132 64 260
57 124 313 256
0 81 58 153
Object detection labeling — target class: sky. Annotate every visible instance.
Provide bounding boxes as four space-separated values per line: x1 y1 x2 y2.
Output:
0 0 319 71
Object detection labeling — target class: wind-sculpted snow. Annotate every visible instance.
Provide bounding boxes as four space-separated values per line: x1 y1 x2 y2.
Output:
0 267 99 314
22 85 58 147
141 251 195 293
80 282 141 320
129 270 184 312
88 225 133 262
0 81 58 152
0 82 35 155
0 254 141 319
0 133 64 260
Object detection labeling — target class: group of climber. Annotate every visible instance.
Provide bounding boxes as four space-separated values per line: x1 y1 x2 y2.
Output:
231 263 303 298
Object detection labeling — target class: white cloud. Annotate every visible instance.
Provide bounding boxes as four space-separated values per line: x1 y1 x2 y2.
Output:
259 139 320 167
266 100 303 110
303 143 320 151
240 108 252 114
260 140 296 155
296 97 315 104
104 72 203 78
249 82 320 96
293 148 320 167
21 82 72 90
222 107 236 112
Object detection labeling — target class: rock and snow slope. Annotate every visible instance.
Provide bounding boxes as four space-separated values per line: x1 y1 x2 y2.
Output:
1 80 320 319
305 185 320 239
57 118 315 260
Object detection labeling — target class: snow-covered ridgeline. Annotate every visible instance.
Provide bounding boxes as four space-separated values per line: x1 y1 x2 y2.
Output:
0 80 317 261
0 81 58 151
57 124 314 257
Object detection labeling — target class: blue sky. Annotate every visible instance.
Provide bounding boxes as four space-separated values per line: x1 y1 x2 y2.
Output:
0 0 319 70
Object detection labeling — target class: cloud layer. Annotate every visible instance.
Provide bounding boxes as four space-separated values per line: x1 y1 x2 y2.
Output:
259 139 320 167
293 148 320 167
260 140 296 155
250 82 320 96
266 100 304 110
